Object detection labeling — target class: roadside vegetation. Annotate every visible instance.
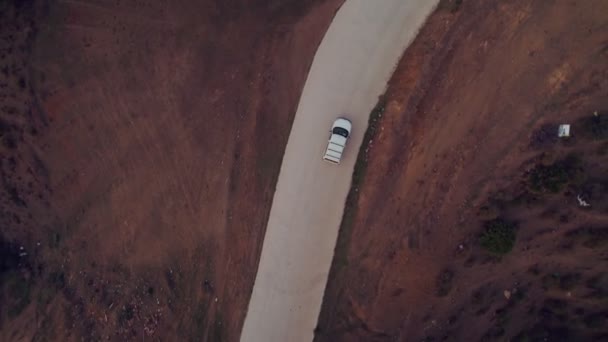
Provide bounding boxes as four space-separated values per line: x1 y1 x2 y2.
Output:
332 96 386 269
527 154 583 193
439 0 464 13
475 112 608 257
459 114 608 340
577 111 608 140
0 237 34 320
479 219 517 255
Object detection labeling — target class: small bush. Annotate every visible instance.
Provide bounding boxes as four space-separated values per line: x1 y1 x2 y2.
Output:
118 304 135 325
541 273 582 291
436 269 454 297
578 179 608 211
528 155 583 193
586 274 607 290
508 191 540 208
483 325 506 339
585 274 608 300
48 231 61 249
565 227 608 249
512 331 532 342
512 287 527 302
542 273 561 290
7 273 32 318
478 203 500 220
577 111 608 140
528 265 541 276
530 123 559 149
495 307 510 325
480 219 517 255
440 0 463 13
583 312 607 329
559 273 582 290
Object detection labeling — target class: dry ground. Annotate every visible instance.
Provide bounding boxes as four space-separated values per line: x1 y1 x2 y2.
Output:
316 0 608 341
0 0 342 341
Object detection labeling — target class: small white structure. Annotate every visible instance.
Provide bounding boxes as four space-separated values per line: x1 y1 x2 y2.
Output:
577 195 591 207
558 124 571 137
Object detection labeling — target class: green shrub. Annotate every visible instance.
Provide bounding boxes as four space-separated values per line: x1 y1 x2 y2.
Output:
528 155 582 193
577 111 608 140
480 219 517 255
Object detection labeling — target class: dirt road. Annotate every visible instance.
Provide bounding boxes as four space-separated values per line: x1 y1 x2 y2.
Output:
240 1 439 341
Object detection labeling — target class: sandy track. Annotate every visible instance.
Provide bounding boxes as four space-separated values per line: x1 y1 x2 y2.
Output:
240 1 438 341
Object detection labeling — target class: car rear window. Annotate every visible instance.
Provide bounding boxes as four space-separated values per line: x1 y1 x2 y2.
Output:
332 127 349 138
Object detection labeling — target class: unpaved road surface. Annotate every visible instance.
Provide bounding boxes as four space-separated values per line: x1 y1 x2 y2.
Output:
240 1 438 341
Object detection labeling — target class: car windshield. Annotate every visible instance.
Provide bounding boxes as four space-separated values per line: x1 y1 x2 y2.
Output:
332 127 349 138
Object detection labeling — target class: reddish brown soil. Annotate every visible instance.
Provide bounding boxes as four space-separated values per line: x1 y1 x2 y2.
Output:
316 0 608 341
0 0 342 341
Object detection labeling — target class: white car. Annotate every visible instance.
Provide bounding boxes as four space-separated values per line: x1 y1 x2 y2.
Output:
323 118 352 164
